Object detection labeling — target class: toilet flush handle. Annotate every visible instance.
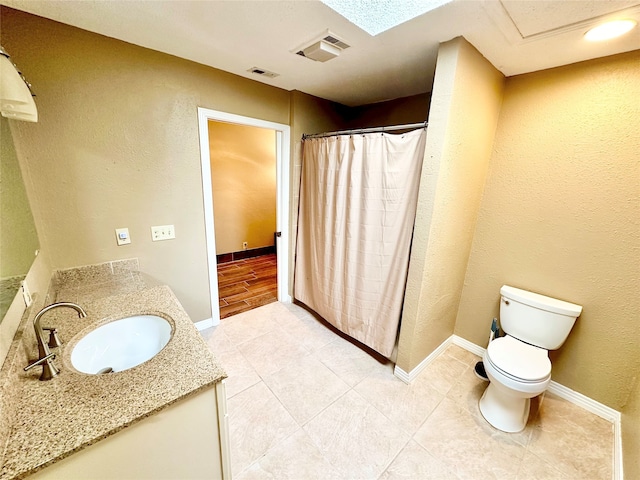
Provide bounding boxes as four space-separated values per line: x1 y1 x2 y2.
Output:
502 297 510 306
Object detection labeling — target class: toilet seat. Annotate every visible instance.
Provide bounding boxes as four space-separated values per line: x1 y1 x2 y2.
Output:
486 336 551 383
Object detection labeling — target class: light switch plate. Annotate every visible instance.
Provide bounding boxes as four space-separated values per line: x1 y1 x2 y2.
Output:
151 225 175 241
115 228 131 246
21 280 33 307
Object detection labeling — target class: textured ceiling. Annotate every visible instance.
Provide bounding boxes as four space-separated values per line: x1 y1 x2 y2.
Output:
2 0 639 106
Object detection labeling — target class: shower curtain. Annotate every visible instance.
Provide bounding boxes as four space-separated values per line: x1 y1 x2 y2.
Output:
294 128 427 357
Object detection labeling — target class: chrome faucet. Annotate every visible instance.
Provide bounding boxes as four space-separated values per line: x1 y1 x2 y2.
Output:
24 302 87 381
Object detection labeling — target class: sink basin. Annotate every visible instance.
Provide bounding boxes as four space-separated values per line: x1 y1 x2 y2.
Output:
71 315 172 374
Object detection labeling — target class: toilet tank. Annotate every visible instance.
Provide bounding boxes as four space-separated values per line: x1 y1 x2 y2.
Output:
499 285 582 350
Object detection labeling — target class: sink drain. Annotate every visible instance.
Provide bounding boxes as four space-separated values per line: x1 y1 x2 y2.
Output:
96 367 114 374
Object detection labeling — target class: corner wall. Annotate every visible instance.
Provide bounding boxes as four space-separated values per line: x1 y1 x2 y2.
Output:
396 38 504 372
454 50 640 409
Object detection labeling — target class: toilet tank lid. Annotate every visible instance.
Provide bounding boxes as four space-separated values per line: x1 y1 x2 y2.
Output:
500 285 583 317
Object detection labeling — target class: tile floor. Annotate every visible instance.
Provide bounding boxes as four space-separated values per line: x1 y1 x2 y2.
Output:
200 302 614 480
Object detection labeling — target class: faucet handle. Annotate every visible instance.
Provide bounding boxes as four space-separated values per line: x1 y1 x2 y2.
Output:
24 352 56 371
24 352 60 380
42 327 62 348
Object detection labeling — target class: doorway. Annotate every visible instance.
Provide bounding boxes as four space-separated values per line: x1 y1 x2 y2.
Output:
198 108 291 327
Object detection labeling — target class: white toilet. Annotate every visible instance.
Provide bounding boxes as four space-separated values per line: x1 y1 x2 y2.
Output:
479 285 582 433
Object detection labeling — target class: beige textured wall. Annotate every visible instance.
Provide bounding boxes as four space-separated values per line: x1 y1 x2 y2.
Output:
1 8 290 322
397 38 504 371
623 377 640 478
455 51 640 409
345 92 431 129
208 121 276 254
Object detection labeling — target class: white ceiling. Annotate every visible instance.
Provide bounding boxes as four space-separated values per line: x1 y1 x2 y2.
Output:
2 0 640 106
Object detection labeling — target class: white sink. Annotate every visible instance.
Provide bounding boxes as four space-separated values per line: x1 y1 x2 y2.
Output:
71 315 172 374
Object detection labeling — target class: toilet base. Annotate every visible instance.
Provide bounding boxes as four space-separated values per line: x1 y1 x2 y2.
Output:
479 382 530 433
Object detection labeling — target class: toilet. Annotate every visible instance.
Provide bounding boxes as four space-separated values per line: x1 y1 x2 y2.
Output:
479 285 582 433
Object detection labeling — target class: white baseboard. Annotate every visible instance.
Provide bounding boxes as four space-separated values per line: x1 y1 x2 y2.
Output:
396 333 623 479
394 336 452 384
195 318 214 331
451 334 486 357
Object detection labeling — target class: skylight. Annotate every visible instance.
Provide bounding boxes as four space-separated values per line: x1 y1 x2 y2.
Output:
321 0 452 36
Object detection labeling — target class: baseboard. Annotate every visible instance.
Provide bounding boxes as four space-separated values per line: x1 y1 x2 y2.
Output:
194 318 214 331
393 336 453 384
406 334 624 480
451 334 486 357
217 245 275 264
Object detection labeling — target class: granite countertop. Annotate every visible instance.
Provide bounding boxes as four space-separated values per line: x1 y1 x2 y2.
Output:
0 285 226 479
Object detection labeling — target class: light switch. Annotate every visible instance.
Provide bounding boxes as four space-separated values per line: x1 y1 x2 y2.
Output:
115 227 131 246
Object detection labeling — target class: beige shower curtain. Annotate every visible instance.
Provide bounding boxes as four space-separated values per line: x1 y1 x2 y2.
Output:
294 128 427 357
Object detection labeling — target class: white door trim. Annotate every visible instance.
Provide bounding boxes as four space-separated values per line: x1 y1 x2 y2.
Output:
197 107 291 326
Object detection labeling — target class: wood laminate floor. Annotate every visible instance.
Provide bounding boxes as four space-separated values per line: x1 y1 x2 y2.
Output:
217 254 277 319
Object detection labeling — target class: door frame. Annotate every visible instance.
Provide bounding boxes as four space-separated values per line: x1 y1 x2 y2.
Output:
197 107 291 327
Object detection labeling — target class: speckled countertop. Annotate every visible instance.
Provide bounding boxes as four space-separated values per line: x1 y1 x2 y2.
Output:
0 285 226 479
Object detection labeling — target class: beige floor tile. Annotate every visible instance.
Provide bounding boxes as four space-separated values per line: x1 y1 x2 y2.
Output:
227 381 299 476
216 347 261 398
235 429 343 480
527 393 613 479
444 344 481 366
314 335 392 387
273 305 339 353
221 301 289 345
414 397 526 480
201 324 236 355
237 328 310 377
263 354 350 425
380 440 459 480
354 367 444 434
515 450 572 480
413 351 470 395
303 390 410 479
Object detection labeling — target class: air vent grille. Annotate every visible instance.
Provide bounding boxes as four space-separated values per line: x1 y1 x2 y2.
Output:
247 67 279 78
323 35 350 50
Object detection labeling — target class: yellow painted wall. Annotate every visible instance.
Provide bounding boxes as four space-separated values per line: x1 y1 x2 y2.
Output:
397 38 504 372
208 122 276 254
455 50 640 410
1 7 290 321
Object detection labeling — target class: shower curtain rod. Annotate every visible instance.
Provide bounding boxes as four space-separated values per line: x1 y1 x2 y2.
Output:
302 121 427 140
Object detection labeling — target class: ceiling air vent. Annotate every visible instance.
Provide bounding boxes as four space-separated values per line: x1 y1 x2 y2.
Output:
294 30 350 62
247 67 279 78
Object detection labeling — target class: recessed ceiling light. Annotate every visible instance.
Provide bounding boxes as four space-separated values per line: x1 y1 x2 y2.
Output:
321 0 452 36
584 19 637 42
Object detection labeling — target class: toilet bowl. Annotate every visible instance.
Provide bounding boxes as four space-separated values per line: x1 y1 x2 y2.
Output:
479 335 551 432
477 285 582 433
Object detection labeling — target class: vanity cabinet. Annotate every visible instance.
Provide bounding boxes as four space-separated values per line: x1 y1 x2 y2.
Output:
29 381 230 479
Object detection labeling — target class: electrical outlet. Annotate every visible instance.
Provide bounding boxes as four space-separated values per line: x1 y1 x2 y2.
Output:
242 241 248 250
151 225 176 242
115 228 131 246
